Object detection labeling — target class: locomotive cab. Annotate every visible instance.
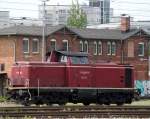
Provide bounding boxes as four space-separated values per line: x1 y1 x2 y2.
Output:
46 50 89 64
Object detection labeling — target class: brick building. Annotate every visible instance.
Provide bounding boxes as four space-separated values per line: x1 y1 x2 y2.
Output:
0 16 150 84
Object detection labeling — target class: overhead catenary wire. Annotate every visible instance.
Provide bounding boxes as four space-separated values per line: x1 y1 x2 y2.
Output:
1 1 150 21
0 0 41 5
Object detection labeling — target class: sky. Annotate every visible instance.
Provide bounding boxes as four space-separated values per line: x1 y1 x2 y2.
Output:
0 0 150 21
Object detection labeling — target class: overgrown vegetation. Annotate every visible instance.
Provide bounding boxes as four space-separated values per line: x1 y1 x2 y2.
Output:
0 96 8 102
0 117 32 119
67 0 87 28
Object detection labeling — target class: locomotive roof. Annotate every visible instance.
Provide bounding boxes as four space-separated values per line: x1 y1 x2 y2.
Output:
56 51 88 57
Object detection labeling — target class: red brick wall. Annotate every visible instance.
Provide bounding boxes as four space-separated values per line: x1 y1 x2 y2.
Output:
0 36 15 76
123 35 149 80
16 36 42 62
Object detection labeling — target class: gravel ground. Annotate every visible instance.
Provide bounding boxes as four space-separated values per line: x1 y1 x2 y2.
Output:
0 101 22 107
130 99 150 106
0 99 150 107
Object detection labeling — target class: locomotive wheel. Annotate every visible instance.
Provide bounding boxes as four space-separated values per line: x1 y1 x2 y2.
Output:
21 98 31 106
83 102 90 106
59 102 66 106
116 102 124 106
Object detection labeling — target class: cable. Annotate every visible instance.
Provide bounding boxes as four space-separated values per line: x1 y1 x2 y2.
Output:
111 0 150 5
0 7 38 12
0 0 40 5
1 6 150 13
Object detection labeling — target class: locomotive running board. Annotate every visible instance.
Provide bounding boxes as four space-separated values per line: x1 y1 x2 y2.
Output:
7 86 136 90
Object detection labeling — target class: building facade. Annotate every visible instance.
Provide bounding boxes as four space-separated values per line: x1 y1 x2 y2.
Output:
39 0 111 25
89 0 110 23
39 5 102 26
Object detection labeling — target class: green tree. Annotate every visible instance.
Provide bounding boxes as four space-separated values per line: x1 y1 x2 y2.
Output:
67 0 87 28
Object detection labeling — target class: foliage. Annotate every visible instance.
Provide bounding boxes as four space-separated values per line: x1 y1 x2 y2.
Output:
67 0 87 28
0 96 8 102
0 116 32 119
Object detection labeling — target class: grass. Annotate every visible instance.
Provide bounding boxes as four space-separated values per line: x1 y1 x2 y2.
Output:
0 96 8 102
130 99 150 106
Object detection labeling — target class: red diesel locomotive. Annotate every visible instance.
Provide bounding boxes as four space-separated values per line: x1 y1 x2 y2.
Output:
8 50 136 106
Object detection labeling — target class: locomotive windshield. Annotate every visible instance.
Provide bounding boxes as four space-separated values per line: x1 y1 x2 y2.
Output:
56 51 89 64
60 55 67 63
70 56 89 64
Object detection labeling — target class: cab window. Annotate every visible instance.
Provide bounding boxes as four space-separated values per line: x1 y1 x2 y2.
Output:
70 56 89 64
59 55 67 63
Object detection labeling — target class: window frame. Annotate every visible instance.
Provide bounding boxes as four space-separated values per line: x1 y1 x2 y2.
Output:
111 42 116 56
93 41 97 55
23 37 29 54
138 42 145 56
84 41 88 53
32 38 39 53
62 40 68 51
107 41 111 55
98 41 102 55
50 39 56 51
79 40 83 52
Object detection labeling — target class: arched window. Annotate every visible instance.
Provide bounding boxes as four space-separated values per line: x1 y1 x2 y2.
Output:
62 40 68 51
111 42 116 55
98 41 102 55
79 40 83 52
50 39 56 50
23 37 29 53
107 41 111 55
84 41 88 53
93 41 97 55
32 38 39 53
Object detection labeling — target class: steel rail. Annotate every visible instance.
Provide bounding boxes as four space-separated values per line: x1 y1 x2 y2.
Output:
0 105 150 118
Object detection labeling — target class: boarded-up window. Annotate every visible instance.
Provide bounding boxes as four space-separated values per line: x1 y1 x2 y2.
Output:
128 41 134 57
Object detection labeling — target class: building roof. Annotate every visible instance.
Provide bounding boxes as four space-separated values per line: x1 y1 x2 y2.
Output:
0 25 64 36
0 25 148 40
69 28 140 40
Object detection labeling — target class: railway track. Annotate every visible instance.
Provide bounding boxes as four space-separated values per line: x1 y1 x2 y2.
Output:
0 105 150 118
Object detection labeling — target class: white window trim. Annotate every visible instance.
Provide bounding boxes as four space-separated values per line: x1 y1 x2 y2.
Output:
50 39 56 50
32 38 39 53
107 41 111 56
79 40 83 52
98 41 102 55
23 37 29 54
94 41 97 55
138 42 144 56
112 42 116 56
84 41 88 53
63 40 68 51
